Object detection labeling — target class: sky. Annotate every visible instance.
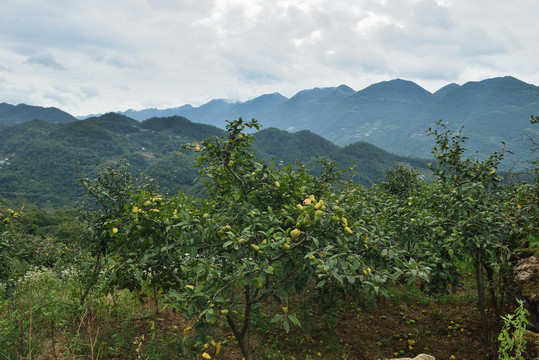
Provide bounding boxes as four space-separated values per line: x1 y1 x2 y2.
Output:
1 0 538 116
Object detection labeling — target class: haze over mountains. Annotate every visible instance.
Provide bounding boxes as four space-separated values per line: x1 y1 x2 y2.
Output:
2 76 537 165
111 76 539 162
0 75 537 207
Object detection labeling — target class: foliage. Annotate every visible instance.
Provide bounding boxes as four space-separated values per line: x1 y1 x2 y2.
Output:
0 116 537 359
498 299 529 360
84 118 429 359
0 114 429 207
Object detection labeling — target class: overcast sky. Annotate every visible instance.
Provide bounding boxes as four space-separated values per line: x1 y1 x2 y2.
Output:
1 0 538 116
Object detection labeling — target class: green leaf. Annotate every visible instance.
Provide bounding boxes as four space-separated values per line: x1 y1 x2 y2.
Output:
270 314 284 323
288 314 301 327
283 319 290 333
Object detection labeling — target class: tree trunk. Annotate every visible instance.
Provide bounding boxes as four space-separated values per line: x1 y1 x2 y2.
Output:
226 312 251 360
475 246 490 350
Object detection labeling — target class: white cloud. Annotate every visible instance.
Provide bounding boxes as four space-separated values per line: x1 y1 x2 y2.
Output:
25 53 67 71
0 0 537 115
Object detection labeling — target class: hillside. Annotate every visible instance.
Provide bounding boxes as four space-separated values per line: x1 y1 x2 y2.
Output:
0 102 77 126
5 76 537 169
0 114 428 207
111 76 538 167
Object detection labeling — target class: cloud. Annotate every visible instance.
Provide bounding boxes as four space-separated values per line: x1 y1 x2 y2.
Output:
25 53 67 71
0 0 537 115
238 68 281 84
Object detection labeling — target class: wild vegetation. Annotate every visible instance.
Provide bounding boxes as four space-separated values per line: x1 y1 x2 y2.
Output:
0 118 537 359
0 114 429 208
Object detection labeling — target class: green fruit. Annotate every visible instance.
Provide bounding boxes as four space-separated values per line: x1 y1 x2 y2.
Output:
280 243 290 250
251 244 260 251
290 229 301 239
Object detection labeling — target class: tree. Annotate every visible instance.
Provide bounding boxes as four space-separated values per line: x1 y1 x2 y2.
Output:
85 119 428 359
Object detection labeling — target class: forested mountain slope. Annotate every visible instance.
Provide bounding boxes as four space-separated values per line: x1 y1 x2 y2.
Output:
0 114 428 207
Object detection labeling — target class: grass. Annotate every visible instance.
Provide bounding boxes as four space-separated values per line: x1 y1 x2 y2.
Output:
0 269 515 359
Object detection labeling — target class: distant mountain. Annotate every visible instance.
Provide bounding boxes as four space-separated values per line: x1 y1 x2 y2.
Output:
433 83 460 98
314 79 435 147
116 92 289 127
396 76 539 159
0 114 428 207
257 85 356 131
0 102 77 126
107 76 538 167
4 76 537 170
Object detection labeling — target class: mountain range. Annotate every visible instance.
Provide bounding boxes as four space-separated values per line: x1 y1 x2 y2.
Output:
109 76 539 165
2 77 537 166
0 75 537 207
0 114 428 207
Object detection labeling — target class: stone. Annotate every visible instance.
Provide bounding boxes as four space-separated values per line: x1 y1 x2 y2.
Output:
513 255 539 331
386 354 435 360
523 330 539 359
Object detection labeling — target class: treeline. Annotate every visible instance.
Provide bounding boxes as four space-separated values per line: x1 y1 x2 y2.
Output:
0 114 430 208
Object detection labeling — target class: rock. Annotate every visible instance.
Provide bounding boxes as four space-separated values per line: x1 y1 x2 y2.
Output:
386 354 435 360
513 255 539 331
523 330 539 359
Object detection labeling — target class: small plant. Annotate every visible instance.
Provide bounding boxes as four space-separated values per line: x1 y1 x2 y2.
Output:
497 299 528 360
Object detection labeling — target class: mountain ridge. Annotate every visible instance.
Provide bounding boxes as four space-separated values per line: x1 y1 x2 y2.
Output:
0 114 429 207
2 76 538 166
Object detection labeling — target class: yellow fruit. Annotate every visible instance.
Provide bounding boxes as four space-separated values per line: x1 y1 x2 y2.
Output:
251 244 260 251
297 204 304 210
344 226 353 234
280 243 291 250
202 352 211 359
342 217 348 226
238 238 247 244
112 227 118 234
221 309 229 315
290 229 301 239
309 255 316 261
194 146 201 152
185 285 195 290
210 340 216 347
303 198 312 205
275 181 280 188
314 202 322 210
310 195 316 202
